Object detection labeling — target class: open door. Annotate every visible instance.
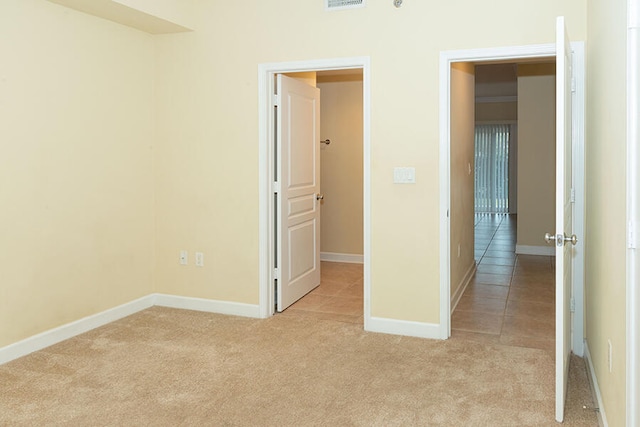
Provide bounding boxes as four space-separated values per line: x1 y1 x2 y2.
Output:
546 16 577 423
275 74 322 311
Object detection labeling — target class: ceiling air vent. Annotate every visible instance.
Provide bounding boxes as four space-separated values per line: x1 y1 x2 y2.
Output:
325 0 365 11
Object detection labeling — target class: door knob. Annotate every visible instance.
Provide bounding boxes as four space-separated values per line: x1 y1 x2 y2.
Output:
564 234 578 245
316 194 324 201
545 232 578 246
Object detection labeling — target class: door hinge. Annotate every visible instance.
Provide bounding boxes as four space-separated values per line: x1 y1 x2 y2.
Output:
272 94 280 107
274 267 280 280
571 77 576 93
630 221 639 249
273 181 280 193
570 187 576 203
570 298 576 313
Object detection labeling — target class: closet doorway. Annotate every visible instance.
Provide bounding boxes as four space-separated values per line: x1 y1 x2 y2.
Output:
278 69 365 324
257 57 372 329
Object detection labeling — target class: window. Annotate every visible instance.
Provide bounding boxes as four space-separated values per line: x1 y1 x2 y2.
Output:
475 124 511 213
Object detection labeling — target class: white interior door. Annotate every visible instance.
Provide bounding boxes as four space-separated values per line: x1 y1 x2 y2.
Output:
550 16 576 423
276 74 321 312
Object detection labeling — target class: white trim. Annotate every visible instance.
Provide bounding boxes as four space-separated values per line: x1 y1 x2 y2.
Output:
320 252 364 264
258 57 372 327
450 261 476 312
627 0 640 424
154 294 261 318
515 245 556 256
439 50 453 340
367 317 445 340
0 294 262 366
571 41 586 358
440 43 586 346
631 0 640 29
0 295 155 365
584 341 609 427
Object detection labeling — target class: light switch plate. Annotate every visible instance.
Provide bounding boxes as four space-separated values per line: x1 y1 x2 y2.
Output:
393 167 416 184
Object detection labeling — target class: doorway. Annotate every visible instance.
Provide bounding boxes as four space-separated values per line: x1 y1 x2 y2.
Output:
441 39 586 421
278 69 365 323
451 60 557 351
440 38 585 422
257 57 372 328
439 44 585 353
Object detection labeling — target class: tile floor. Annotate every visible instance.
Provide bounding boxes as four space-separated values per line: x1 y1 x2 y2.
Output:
282 214 555 357
279 261 364 324
451 213 556 356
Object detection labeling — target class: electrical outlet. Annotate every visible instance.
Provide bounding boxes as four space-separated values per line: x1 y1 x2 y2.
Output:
608 340 613 373
179 250 188 265
195 252 204 267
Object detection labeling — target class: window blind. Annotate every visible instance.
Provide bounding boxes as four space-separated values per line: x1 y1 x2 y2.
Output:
475 124 511 213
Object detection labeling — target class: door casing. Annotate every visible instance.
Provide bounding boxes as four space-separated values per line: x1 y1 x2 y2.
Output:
258 57 371 326
439 43 586 351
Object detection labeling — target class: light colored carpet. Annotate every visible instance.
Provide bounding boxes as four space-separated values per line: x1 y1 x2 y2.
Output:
0 307 598 426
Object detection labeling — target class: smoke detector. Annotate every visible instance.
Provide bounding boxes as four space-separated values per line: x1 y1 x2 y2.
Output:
325 0 365 11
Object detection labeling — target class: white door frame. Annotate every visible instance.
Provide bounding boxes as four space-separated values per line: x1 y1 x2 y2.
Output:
627 0 640 423
257 57 371 326
439 43 586 352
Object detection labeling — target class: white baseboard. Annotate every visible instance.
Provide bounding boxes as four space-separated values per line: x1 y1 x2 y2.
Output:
0 295 155 366
515 245 555 256
0 293 262 366
584 341 609 427
366 316 445 340
320 252 364 264
451 261 477 312
153 294 261 318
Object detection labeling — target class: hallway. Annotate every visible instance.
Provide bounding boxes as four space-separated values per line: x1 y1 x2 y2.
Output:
452 214 556 357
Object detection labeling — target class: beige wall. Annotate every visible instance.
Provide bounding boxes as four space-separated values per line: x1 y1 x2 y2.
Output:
4 1 630 421
1 0 590 341
153 0 587 323
450 63 476 298
516 71 556 248
0 0 155 347
317 78 364 256
586 0 628 422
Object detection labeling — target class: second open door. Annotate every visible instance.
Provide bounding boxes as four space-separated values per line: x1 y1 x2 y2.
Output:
275 74 322 312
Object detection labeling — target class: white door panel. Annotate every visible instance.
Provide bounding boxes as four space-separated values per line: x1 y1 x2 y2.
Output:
276 74 321 312
552 15 575 423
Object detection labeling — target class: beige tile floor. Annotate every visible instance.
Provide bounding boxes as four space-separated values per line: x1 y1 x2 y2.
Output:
451 214 556 356
282 214 555 357
279 261 364 324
